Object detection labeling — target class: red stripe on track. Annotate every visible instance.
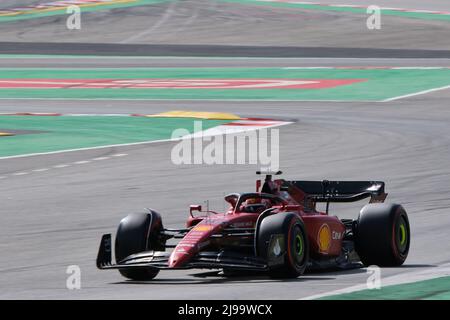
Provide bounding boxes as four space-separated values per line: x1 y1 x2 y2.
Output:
222 122 278 126
0 78 366 89
1 112 62 116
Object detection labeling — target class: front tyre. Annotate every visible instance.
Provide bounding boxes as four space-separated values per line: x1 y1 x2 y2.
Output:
257 213 309 278
115 210 165 280
355 203 410 267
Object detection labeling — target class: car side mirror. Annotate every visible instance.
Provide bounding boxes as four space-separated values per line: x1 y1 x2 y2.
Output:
284 204 301 211
189 205 202 217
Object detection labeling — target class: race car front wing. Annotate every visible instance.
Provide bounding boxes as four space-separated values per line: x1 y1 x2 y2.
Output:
96 234 268 271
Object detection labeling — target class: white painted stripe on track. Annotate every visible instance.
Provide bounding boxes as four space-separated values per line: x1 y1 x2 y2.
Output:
53 164 70 168
182 121 292 139
0 119 292 160
382 85 450 102
0 137 194 160
283 66 450 69
391 67 448 70
0 153 128 179
73 160 90 164
0 97 379 102
262 1 450 15
0 153 129 179
1 56 450 61
12 172 28 176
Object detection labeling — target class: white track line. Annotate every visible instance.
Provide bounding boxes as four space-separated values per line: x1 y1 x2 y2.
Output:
301 262 450 300
11 172 28 176
73 160 90 164
283 67 450 70
0 97 377 102
53 164 70 168
1 56 450 60
92 156 110 161
0 154 129 179
258 1 450 15
0 122 291 160
382 85 450 102
0 137 184 160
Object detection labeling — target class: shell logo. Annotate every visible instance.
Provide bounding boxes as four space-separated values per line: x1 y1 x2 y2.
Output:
317 224 332 253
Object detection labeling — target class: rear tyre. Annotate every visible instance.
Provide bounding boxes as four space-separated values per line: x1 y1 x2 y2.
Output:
257 213 309 278
115 210 165 280
355 203 410 267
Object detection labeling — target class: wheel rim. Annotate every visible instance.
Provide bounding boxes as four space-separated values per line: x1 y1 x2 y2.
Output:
295 234 304 257
396 216 409 254
291 226 306 266
399 224 406 245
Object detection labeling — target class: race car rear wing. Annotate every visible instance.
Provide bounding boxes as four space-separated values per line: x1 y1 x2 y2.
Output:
283 180 387 203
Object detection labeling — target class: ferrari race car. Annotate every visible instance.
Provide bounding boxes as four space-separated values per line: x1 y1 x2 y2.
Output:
97 171 410 280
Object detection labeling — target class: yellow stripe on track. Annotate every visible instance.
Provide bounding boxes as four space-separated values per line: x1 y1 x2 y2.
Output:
146 110 241 120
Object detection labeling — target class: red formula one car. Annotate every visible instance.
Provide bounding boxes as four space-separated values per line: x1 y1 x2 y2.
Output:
97 171 410 280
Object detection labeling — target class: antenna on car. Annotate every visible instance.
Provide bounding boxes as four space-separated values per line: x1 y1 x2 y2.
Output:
256 170 282 182
256 170 282 177
322 180 331 214
256 170 282 193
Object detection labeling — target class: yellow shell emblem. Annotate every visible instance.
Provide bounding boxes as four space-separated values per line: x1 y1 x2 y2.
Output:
318 224 331 253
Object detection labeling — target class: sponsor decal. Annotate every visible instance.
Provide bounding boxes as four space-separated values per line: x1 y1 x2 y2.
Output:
192 224 214 232
177 243 196 248
0 78 365 89
332 230 342 240
230 221 254 228
267 234 285 266
317 224 331 253
272 238 281 256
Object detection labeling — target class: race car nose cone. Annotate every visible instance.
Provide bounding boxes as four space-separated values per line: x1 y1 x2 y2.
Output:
168 250 189 268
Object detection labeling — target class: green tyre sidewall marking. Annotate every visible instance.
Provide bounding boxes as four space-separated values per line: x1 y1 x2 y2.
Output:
400 224 406 245
396 216 408 254
295 234 303 257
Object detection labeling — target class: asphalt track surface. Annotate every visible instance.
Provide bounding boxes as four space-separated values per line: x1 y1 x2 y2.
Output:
1 57 450 69
1 0 450 300
1 55 450 299
1 0 450 50
3 42 450 58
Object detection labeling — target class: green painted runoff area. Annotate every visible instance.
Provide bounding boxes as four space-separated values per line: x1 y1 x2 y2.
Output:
0 116 228 157
219 0 450 22
319 276 450 300
0 0 170 23
0 67 449 101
